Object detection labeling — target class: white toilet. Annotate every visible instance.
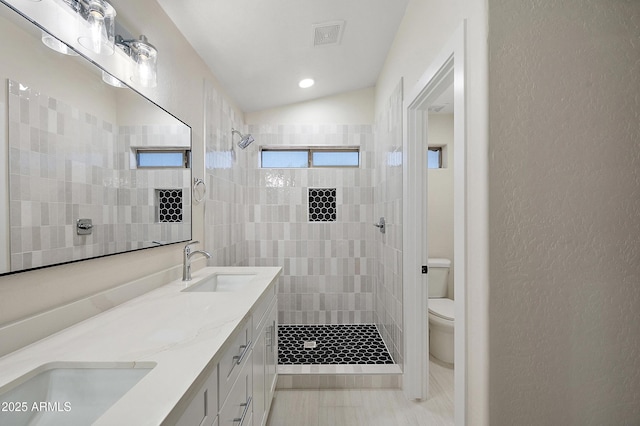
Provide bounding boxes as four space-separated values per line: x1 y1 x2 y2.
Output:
428 258 454 365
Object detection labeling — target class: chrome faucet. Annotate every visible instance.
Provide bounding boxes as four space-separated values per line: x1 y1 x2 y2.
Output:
183 241 211 281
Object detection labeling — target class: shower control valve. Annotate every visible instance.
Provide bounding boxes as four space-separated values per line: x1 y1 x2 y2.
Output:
373 217 386 234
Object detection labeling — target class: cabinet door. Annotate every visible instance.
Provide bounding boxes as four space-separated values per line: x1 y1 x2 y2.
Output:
219 319 252 408
252 324 266 426
175 366 218 426
265 301 278 402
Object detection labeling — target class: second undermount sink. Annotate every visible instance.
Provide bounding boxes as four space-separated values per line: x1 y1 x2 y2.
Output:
182 273 257 293
0 362 154 426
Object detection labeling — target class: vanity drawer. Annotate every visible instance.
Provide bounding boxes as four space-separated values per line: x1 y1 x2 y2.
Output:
175 365 218 426
252 283 276 335
219 357 252 426
219 319 252 407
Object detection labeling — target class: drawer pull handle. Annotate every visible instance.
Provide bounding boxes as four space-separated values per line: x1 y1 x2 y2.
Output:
265 327 272 349
233 341 252 365
266 323 276 348
233 396 252 425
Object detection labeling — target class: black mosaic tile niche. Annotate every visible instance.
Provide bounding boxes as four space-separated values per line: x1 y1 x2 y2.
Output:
308 188 337 222
156 189 183 223
278 324 394 365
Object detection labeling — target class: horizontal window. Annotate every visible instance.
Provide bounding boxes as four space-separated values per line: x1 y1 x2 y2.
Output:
261 148 360 168
136 149 190 168
261 150 309 168
312 151 359 167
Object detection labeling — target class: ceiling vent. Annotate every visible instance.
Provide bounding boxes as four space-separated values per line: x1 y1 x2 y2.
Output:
312 20 345 47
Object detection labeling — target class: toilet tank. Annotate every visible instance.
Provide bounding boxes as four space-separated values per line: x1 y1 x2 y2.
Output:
428 258 451 298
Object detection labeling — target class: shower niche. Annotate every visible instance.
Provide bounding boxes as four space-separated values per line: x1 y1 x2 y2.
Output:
308 188 337 222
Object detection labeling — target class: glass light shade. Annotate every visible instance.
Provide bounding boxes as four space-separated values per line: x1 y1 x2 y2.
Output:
130 36 157 88
101 70 127 88
77 0 116 55
41 31 78 56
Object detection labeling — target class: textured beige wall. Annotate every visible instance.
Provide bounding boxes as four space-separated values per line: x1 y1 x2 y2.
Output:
489 0 640 424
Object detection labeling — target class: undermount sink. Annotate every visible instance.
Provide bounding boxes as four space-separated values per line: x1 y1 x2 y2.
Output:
0 362 154 425
182 273 257 292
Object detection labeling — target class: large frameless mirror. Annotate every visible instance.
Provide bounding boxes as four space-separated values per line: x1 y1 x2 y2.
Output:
0 0 192 275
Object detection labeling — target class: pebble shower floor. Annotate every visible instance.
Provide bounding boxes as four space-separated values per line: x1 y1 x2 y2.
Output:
278 324 395 365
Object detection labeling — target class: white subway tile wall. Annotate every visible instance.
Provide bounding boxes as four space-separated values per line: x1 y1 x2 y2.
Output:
373 80 404 367
203 80 249 267
246 123 376 327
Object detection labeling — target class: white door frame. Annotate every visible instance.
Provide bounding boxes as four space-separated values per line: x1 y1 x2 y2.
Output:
403 22 466 425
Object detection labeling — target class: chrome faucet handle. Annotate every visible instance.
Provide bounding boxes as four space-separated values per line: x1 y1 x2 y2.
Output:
184 241 200 254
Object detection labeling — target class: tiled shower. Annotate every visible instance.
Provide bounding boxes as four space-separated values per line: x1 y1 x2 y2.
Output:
204 79 404 371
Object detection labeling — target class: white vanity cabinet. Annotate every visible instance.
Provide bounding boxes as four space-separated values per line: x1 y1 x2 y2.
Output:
252 286 278 426
173 281 278 426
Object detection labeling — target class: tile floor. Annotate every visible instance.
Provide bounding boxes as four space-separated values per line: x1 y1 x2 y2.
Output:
266 358 454 426
278 324 394 365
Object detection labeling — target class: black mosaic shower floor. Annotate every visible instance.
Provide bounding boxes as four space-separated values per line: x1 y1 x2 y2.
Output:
278 324 394 365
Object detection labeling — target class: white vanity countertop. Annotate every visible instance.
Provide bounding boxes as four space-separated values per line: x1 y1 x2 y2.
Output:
0 266 282 425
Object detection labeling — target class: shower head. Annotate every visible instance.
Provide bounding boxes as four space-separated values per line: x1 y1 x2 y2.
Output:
231 129 255 149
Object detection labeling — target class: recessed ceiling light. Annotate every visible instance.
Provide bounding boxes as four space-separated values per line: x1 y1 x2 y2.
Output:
299 78 315 89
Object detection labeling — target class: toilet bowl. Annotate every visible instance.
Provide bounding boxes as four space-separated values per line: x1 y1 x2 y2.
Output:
428 258 454 365
429 298 454 365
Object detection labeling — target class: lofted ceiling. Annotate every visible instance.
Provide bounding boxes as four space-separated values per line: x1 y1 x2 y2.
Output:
156 0 410 113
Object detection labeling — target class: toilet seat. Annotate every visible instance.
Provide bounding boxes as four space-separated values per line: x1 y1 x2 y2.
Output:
428 298 454 321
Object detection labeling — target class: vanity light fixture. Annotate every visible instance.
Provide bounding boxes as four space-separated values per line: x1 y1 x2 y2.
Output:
110 35 158 88
101 70 126 88
41 31 78 56
39 0 116 55
299 78 315 89
36 0 157 88
76 0 116 55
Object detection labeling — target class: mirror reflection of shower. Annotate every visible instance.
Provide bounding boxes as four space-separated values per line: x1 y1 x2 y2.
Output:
231 128 255 149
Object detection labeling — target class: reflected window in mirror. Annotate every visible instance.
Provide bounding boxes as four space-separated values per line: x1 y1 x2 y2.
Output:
136 149 191 168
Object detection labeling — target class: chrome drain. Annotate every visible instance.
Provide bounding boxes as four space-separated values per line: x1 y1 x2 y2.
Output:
303 341 317 349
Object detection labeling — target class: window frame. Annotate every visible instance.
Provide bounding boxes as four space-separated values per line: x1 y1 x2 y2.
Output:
260 146 360 169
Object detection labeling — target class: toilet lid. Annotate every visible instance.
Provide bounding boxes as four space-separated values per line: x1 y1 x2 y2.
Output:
429 298 455 321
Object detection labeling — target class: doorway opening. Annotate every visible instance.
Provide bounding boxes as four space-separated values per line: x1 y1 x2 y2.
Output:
403 23 466 425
